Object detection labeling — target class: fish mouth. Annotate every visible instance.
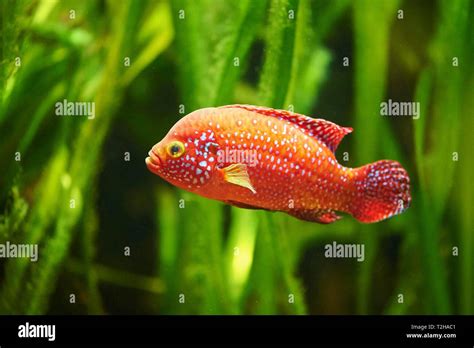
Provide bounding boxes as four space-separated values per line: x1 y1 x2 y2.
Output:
145 149 163 172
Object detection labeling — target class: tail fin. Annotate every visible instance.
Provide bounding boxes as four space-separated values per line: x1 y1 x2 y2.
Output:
351 160 411 223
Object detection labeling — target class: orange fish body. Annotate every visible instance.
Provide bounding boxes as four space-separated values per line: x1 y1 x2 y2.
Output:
146 105 411 223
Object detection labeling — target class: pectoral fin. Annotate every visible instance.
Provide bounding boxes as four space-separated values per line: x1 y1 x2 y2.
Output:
287 209 341 224
220 163 256 194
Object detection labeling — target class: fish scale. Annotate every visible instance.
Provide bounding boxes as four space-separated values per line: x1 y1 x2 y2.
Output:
146 105 411 224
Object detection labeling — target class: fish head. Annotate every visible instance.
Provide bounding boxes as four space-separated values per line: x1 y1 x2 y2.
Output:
146 127 221 191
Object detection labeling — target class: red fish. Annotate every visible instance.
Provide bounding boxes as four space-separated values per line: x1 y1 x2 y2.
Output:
146 105 411 223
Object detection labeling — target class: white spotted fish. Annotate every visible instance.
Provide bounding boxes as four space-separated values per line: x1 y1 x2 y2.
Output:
146 105 411 223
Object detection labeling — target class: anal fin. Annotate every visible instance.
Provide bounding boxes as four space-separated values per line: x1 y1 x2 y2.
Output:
287 209 341 224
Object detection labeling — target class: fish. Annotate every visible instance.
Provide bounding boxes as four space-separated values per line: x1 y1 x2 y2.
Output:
146 105 411 223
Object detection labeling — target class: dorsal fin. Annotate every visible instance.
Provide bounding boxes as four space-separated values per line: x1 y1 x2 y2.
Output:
220 104 352 153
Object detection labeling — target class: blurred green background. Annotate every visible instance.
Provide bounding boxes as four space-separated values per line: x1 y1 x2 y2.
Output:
0 0 472 315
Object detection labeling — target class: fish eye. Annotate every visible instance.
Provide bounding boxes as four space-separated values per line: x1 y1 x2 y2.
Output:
166 141 185 158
